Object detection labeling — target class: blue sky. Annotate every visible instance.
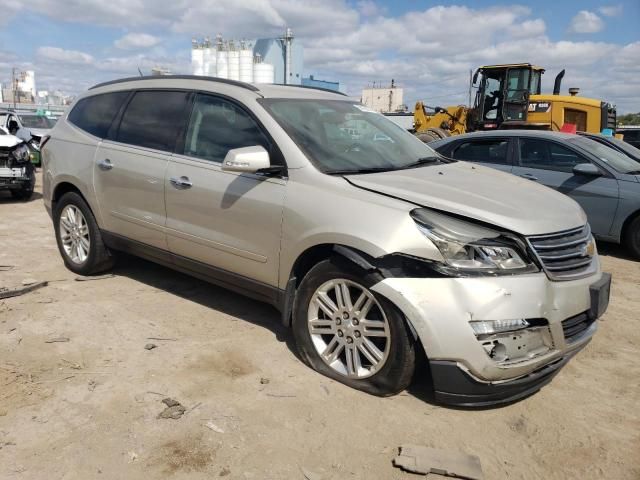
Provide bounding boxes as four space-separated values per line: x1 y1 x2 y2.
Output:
0 0 638 111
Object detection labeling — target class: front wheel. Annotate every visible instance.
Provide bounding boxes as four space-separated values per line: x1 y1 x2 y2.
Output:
292 258 416 396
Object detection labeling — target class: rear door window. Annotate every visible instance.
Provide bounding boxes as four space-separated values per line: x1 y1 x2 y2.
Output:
519 139 585 173
68 91 129 138
452 139 510 165
116 90 192 152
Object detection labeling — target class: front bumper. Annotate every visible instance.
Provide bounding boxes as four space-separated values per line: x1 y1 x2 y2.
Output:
372 270 610 406
0 166 32 189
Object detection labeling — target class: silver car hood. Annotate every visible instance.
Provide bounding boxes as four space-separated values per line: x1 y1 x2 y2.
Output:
347 161 587 236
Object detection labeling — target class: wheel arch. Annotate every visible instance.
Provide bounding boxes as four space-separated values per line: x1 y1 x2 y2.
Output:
279 243 379 327
621 208 640 245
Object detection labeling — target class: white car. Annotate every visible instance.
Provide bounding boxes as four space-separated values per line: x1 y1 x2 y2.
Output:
0 128 36 199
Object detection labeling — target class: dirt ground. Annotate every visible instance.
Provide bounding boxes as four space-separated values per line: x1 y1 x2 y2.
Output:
1 177 639 480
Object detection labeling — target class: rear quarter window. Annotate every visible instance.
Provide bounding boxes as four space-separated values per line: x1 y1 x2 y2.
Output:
68 91 129 138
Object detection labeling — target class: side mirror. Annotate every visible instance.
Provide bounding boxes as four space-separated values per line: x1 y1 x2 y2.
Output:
221 146 270 173
573 163 602 177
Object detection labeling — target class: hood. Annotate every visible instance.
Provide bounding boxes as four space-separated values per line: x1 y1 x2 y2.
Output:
347 161 587 236
0 133 22 149
26 127 50 138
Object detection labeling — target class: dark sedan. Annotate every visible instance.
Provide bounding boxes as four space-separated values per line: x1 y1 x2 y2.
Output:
430 130 640 258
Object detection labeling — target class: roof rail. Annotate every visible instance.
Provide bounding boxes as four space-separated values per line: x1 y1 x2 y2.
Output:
269 83 348 96
89 75 260 92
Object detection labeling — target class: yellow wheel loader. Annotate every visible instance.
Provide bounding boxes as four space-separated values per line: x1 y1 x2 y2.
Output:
414 63 617 142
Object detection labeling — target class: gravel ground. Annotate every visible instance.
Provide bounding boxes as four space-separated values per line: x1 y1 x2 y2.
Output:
1 178 639 479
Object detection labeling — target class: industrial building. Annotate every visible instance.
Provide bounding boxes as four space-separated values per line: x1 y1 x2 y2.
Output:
302 75 340 92
361 80 405 113
191 28 302 85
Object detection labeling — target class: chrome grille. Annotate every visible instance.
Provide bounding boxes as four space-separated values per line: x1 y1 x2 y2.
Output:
527 225 596 280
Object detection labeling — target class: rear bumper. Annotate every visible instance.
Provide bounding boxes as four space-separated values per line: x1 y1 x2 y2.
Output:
430 346 584 407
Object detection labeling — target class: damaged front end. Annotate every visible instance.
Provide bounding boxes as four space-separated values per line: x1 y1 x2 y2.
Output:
0 138 36 199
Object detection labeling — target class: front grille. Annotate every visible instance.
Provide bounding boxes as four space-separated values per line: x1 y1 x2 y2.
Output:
562 311 595 343
527 225 595 280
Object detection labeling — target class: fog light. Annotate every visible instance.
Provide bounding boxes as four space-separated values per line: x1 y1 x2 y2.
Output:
470 319 529 335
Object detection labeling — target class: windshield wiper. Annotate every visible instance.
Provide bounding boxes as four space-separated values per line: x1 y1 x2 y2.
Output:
626 170 640 175
398 156 442 170
324 166 397 175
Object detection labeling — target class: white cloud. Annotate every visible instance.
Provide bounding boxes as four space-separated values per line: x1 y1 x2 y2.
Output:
115 33 161 49
598 4 623 17
357 0 383 17
36 46 94 64
0 2 638 112
569 10 604 33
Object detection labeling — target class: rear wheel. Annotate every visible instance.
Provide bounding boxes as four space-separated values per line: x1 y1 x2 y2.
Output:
292 258 416 396
624 216 640 259
53 192 115 275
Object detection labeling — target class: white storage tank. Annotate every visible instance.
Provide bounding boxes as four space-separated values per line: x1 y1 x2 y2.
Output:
253 62 275 84
239 44 253 83
216 44 228 79
228 46 240 81
202 37 215 77
191 39 204 76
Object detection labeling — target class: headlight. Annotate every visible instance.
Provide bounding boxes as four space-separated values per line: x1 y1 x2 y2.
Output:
10 144 30 164
411 208 537 275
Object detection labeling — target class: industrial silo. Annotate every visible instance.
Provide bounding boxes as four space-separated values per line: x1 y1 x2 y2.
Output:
239 41 254 83
216 41 228 79
227 41 240 81
253 55 275 84
191 38 204 76
202 36 215 76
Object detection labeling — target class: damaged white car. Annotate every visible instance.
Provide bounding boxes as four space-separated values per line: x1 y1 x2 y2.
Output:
0 128 36 200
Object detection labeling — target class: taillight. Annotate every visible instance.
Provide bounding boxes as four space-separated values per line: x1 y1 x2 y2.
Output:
40 135 51 150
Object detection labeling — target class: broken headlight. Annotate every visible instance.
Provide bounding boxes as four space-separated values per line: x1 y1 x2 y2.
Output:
410 208 537 275
10 144 30 164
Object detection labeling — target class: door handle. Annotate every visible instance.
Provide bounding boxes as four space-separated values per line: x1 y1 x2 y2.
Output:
98 158 113 171
520 173 538 181
170 176 193 189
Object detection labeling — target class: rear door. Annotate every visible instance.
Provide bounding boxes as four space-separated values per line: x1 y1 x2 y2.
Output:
502 68 531 123
512 137 619 236
165 93 286 287
447 137 514 173
93 90 192 250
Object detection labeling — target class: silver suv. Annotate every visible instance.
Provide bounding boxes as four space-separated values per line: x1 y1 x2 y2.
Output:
42 76 610 406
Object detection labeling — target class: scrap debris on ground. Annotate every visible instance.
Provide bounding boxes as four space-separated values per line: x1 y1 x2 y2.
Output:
393 444 483 479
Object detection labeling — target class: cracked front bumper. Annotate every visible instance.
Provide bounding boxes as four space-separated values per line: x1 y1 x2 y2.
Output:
372 270 609 406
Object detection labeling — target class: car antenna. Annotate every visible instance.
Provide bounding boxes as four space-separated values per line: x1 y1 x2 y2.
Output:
137 67 143 77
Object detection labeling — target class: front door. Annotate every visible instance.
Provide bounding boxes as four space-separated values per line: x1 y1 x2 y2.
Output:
93 89 192 250
165 93 286 287
512 137 619 236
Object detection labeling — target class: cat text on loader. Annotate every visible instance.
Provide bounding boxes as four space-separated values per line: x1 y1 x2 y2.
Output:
413 63 617 142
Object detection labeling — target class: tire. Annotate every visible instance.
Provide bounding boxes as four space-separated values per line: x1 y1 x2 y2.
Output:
427 127 451 139
53 191 115 275
10 166 35 200
623 216 640 259
416 132 439 143
292 258 416 396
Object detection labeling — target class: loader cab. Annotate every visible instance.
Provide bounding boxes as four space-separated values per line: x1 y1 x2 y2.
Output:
472 64 544 130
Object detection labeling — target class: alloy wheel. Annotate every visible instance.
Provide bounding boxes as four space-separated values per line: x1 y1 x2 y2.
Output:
59 205 91 264
307 278 391 379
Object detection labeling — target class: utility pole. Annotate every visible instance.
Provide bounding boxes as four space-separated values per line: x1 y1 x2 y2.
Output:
468 69 473 108
12 67 17 108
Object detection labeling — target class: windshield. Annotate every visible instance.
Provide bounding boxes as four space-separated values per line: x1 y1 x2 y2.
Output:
18 115 56 129
259 99 444 174
570 137 640 174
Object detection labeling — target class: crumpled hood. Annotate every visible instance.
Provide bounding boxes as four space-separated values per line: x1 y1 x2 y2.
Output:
0 133 22 148
26 127 50 139
347 161 587 236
